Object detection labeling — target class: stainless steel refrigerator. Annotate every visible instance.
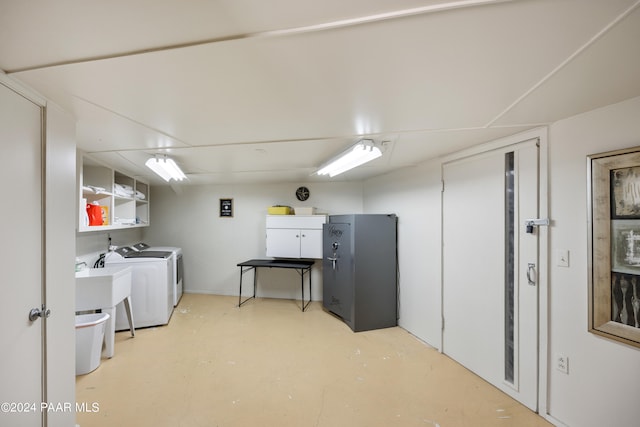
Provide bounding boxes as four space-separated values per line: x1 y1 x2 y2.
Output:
322 214 397 332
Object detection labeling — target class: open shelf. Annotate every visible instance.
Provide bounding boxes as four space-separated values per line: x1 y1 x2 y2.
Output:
78 155 150 232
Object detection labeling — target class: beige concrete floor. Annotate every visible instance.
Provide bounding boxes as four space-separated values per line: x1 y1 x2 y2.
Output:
76 294 553 427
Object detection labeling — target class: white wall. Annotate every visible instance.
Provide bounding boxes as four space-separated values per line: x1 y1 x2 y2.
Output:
76 228 143 266
144 182 363 301
546 96 640 427
363 161 442 347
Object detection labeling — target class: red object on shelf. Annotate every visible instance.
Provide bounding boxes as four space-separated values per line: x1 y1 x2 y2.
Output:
86 203 103 226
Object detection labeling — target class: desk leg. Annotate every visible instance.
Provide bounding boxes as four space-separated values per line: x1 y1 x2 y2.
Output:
239 266 257 307
253 267 257 299
238 266 242 307
309 267 312 310
301 267 312 312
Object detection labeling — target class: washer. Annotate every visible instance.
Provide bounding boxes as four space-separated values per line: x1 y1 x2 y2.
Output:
133 242 183 306
105 246 174 330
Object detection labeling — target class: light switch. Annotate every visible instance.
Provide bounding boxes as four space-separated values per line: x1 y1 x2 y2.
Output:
555 249 569 267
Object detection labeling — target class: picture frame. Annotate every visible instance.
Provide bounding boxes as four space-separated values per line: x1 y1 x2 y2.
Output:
588 147 640 348
611 165 640 219
611 220 640 274
219 198 233 217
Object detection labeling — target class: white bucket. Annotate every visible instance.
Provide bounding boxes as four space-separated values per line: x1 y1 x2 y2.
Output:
75 313 110 375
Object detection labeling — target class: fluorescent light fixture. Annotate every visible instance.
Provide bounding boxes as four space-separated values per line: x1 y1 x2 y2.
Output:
145 155 187 182
317 139 382 177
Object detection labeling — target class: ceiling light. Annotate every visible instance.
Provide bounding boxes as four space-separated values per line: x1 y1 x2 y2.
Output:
145 155 186 182
316 139 382 177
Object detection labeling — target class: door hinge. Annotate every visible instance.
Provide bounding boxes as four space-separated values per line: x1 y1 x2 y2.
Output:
441 316 445 331
441 180 445 193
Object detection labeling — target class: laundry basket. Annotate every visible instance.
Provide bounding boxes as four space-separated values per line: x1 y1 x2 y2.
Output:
75 313 110 375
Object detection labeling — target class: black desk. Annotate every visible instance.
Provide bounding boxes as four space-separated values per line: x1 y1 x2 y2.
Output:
237 259 314 311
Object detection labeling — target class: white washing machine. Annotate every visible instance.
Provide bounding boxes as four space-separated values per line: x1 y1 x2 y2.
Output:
133 242 183 306
105 246 174 330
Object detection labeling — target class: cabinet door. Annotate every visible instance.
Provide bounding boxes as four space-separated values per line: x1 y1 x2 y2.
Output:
300 229 323 259
266 228 301 258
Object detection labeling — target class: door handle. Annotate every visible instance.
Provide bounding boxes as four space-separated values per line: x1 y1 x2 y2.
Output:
327 256 337 270
524 218 550 234
526 263 536 286
29 305 51 322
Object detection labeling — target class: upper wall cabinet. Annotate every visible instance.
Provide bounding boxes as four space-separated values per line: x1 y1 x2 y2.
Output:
266 215 327 259
78 154 150 232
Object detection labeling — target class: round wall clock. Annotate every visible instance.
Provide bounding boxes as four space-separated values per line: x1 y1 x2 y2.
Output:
295 186 310 201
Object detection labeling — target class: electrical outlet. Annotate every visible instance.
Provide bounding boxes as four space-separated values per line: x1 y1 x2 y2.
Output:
556 354 569 374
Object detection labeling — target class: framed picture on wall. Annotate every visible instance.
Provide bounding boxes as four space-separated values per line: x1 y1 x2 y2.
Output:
611 165 640 219
611 220 640 274
588 146 640 348
220 198 233 217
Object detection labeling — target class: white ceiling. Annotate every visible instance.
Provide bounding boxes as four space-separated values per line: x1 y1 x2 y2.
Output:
2 0 639 185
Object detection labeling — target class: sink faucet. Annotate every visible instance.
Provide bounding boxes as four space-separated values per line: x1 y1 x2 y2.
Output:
75 260 87 272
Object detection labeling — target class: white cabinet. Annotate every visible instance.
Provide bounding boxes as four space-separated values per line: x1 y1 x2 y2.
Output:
78 154 150 232
266 215 327 259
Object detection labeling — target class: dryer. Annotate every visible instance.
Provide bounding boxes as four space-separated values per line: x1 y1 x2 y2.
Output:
133 242 183 306
105 246 174 329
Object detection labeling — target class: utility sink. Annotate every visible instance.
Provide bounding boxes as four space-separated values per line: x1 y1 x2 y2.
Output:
75 266 134 359
75 266 132 311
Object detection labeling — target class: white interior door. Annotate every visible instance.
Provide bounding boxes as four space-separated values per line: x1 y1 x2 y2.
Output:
0 83 44 426
442 140 539 411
